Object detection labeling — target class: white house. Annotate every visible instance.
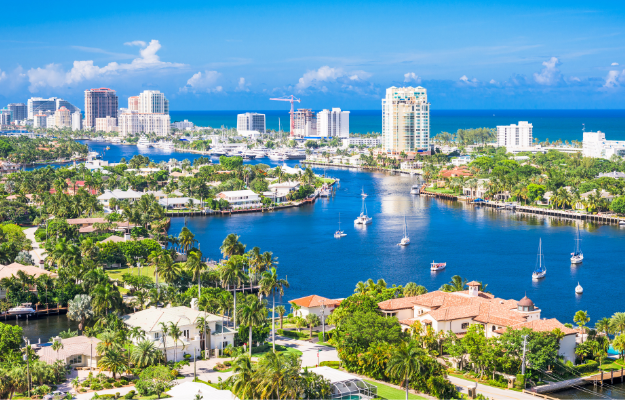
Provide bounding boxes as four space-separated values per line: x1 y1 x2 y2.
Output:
121 303 235 362
462 178 490 198
451 155 472 167
583 131 625 159
36 336 101 368
378 282 578 363
97 189 144 208
289 295 342 319
215 189 261 209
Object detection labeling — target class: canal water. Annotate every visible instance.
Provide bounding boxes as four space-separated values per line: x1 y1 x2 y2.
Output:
4 313 79 344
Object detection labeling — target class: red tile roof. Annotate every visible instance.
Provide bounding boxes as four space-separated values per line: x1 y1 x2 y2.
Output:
289 295 341 308
495 318 578 336
378 296 423 311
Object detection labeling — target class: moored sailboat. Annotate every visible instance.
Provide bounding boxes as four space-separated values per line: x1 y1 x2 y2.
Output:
570 226 583 264
354 198 372 225
532 238 547 280
399 214 410 246
334 213 346 238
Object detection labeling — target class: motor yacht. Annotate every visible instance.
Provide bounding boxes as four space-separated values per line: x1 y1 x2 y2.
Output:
430 261 446 271
410 185 421 195
8 303 35 315
137 136 151 149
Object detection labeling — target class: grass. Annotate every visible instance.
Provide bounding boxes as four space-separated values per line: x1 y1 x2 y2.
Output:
252 343 303 358
106 266 157 282
599 358 625 371
316 341 336 348
426 187 459 194
363 379 427 400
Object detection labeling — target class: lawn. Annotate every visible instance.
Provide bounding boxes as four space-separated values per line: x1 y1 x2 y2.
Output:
426 187 459 195
363 379 427 400
252 343 303 358
107 266 157 282
599 358 625 371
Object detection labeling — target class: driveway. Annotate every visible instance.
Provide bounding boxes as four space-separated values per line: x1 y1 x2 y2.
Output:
448 376 539 400
24 227 46 264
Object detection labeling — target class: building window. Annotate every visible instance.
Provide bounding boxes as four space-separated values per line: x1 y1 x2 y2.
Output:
154 332 160 340
492 326 496 332
68 355 82 365
183 329 190 338
461 323 469 330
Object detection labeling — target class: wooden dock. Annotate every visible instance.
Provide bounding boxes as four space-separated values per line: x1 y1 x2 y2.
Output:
585 368 625 385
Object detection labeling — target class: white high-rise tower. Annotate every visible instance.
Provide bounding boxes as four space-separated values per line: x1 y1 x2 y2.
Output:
382 87 430 153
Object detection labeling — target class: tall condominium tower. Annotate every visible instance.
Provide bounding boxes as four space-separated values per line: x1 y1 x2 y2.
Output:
317 108 350 138
381 87 430 153
292 109 317 137
137 90 169 114
7 103 27 121
237 112 266 134
496 122 533 149
84 88 118 129
27 97 80 119
54 107 72 128
128 96 140 111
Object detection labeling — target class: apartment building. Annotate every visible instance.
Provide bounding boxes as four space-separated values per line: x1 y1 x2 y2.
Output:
381 86 430 153
7 103 27 121
237 112 266 134
95 116 117 133
317 108 349 138
497 122 533 149
34 114 47 128
118 110 170 136
54 107 71 128
138 90 169 114
293 109 317 137
72 112 83 131
84 88 118 129
27 97 80 119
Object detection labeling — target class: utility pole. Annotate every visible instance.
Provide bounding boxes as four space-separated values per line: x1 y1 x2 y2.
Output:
194 348 197 381
321 300 326 343
23 336 30 398
521 334 528 388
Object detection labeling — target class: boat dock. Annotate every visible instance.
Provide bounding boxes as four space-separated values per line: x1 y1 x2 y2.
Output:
532 368 625 394
3 305 68 321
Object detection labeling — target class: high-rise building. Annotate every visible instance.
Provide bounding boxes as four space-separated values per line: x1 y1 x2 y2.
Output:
0 109 12 126
27 97 80 119
95 117 118 133
84 88 118 129
381 86 430 153
34 114 47 128
172 120 194 130
293 109 317 137
54 107 72 128
128 96 140 111
46 115 56 129
118 110 170 137
71 112 83 131
237 112 266 134
137 90 169 114
317 108 350 139
496 122 533 149
7 103 27 121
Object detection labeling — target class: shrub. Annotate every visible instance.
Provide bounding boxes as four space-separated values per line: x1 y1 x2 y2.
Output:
320 361 340 369
224 361 232 367
119 379 128 385
575 360 599 374
103 382 113 389
487 379 507 388
91 383 103 390
183 353 191 359
113 382 122 388
107 377 115 383
123 390 136 400
318 332 324 342
80 388 87 393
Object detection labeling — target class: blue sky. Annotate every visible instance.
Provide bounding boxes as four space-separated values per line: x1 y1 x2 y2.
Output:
1 0 625 110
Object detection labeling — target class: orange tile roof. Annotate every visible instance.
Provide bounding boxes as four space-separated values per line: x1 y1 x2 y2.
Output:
378 296 423 311
496 318 578 336
289 295 341 308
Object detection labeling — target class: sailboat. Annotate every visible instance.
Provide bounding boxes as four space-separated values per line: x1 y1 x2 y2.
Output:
570 226 583 264
361 187 368 198
354 198 373 225
399 214 410 246
575 282 583 294
532 238 547 280
334 213 347 238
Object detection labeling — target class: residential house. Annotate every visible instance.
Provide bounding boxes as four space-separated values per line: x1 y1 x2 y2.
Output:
579 189 615 210
265 181 302 204
400 161 423 170
158 197 202 209
121 302 235 362
378 282 578 363
451 155 473 167
0 263 57 299
97 189 144 208
215 189 261 209
463 178 490 198
36 336 101 367
597 171 625 179
6 194 36 205
289 295 342 318
0 161 20 175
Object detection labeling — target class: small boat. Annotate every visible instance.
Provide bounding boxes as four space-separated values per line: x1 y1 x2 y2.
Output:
532 238 547 280
620 219 625 226
399 214 410 246
354 198 372 225
334 213 346 238
431 261 446 271
410 185 420 195
361 187 368 198
137 136 151 149
570 226 583 264
8 303 35 315
575 282 583 294
105 146 110 150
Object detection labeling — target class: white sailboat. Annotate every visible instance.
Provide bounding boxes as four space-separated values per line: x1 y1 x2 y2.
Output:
361 187 368 198
570 226 583 264
575 282 583 294
334 213 347 238
399 214 410 246
532 238 547 280
354 198 373 225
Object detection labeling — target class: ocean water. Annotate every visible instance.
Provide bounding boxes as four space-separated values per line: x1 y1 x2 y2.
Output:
170 109 625 143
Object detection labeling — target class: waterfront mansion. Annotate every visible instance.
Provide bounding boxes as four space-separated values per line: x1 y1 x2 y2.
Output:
378 281 578 363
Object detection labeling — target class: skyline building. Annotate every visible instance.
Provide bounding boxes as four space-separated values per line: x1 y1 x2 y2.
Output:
496 121 533 149
95 116 117 133
71 112 83 131
118 110 170 137
84 88 118 129
128 96 140 111
34 114 47 128
293 109 317 137
381 86 430 153
54 106 71 129
27 97 80 119
237 112 266 134
317 108 350 139
0 109 12 126
7 103 27 121
137 90 169 114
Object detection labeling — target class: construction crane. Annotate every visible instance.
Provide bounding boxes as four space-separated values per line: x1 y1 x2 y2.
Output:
269 95 300 136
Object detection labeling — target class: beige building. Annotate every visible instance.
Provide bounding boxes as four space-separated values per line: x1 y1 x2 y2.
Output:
37 336 101 367
54 106 71 128
95 116 117 133
118 110 170 137
382 86 430 153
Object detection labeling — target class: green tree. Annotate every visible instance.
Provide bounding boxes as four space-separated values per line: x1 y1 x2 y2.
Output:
135 365 175 399
305 313 320 341
98 347 128 379
238 296 267 356
259 267 289 351
610 196 625 215
574 310 590 342
440 275 467 292
132 340 161 368
386 340 426 400
0 322 23 363
67 294 93 332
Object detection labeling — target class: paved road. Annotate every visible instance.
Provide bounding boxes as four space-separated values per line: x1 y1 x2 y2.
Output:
24 227 46 264
448 376 539 400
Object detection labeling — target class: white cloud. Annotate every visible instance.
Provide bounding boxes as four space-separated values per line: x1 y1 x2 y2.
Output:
489 79 498 84
612 62 619 66
296 66 345 90
0 70 7 82
603 70 625 88
236 77 250 92
26 40 184 92
404 72 422 84
124 41 147 47
180 70 223 93
459 75 479 86
533 57 561 85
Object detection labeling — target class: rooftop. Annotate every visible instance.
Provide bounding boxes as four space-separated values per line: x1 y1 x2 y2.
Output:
122 306 221 332
289 295 341 308
0 263 57 280
36 336 101 365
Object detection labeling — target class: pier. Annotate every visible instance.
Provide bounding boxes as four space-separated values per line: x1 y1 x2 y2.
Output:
3 304 68 321
531 368 625 394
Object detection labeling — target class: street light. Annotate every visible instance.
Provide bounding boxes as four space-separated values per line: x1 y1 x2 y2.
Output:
321 300 326 343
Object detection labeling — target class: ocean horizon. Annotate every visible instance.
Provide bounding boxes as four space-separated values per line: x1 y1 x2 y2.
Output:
170 109 625 143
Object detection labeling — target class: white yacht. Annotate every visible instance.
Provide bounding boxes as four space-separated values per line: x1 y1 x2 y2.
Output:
268 151 287 161
410 185 421 195
8 303 35 315
137 136 151 149
210 148 228 156
111 137 122 144
430 261 446 271
334 213 347 238
570 226 583 264
532 239 547 280
575 282 583 294
286 149 307 160
354 198 373 225
399 214 410 246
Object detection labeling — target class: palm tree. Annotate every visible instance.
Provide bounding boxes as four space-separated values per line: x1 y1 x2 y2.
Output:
169 321 185 362
613 334 625 359
305 313 320 340
228 355 255 399
403 282 427 297
354 281 367 295
238 296 268 356
131 340 161 368
219 255 247 330
596 317 612 338
159 322 170 364
611 312 625 335
91 283 122 316
98 348 127 379
67 294 93 332
386 340 425 400
186 250 206 296
276 305 286 330
220 233 246 259
574 310 590 342
440 275 467 292
259 267 289 351
51 340 63 361
178 227 196 254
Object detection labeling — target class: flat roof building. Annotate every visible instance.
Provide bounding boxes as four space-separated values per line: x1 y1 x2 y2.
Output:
382 86 430 153
84 88 118 129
